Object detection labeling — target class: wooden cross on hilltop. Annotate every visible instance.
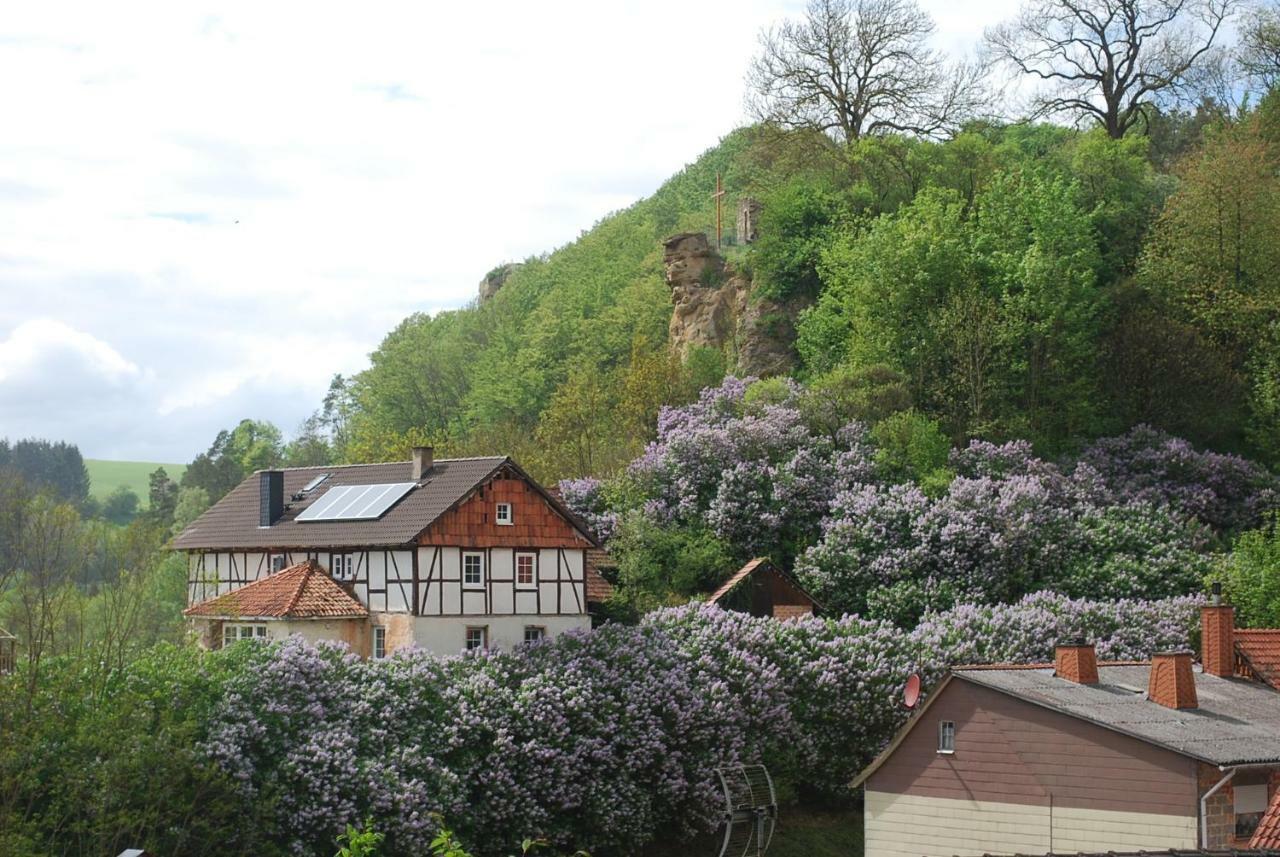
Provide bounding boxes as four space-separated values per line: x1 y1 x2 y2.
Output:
712 172 726 250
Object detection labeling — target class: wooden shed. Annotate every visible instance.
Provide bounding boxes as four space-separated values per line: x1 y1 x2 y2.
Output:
708 558 820 620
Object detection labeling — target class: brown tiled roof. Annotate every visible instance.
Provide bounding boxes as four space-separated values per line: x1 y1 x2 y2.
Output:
172 457 594 551
1253 788 1280 849
585 564 614 603
586 547 617 569
183 560 367 619
1237 630 1280 688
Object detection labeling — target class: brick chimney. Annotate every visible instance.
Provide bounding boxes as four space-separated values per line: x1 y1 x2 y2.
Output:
1149 651 1198 709
258 471 284 528
1055 639 1099 684
1202 582 1236 678
411 446 434 481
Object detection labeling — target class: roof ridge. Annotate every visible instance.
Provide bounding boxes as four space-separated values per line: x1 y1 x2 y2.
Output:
258 456 509 473
283 561 312 616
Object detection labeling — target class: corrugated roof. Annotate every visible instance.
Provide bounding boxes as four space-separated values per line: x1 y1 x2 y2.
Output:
183 560 367 619
172 457 561 550
956 663 1280 766
1237 630 1280 687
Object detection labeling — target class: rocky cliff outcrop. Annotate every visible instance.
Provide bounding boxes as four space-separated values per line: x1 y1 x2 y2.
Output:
478 262 522 302
662 232 802 377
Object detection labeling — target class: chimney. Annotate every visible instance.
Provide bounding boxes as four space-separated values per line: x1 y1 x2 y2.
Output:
1055 638 1099 684
411 446 434 481
1148 651 1198 709
1202 582 1236 678
259 471 284 528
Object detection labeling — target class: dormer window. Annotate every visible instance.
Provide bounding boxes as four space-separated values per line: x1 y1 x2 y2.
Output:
496 503 513 525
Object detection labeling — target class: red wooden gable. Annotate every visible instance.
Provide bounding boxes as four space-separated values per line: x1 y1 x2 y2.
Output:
416 475 591 549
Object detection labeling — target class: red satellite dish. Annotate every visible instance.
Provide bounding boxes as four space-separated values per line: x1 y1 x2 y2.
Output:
903 673 922 709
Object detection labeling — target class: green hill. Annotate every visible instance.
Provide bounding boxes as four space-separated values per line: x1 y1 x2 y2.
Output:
86 460 186 507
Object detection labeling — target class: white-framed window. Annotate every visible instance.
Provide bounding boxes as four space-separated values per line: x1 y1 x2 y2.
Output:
373 626 387 659
1235 783 1268 838
515 552 536 588
937 720 955 754
465 626 487 652
463 552 484 588
270 554 286 572
331 553 356 581
496 502 513 525
524 625 546 644
222 624 268 648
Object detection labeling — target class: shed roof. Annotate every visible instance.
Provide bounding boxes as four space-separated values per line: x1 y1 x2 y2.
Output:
183 560 367 619
0 627 15 641
172 457 594 550
955 663 1280 766
707 557 822 610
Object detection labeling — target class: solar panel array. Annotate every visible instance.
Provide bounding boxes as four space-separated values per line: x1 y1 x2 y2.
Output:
296 483 417 522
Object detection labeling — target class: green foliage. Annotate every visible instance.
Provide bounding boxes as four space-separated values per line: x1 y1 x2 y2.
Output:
336 818 385 857
0 644 275 857
1 438 90 508
801 167 1104 451
612 515 734 612
1210 513 1280 628
869 410 952 492
101 485 141 526
750 180 845 301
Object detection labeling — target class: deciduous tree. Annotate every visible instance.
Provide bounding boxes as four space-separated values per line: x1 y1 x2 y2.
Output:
986 0 1236 138
747 0 983 143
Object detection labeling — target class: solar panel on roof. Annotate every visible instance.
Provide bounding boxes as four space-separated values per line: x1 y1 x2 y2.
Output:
296 483 417 521
302 473 331 493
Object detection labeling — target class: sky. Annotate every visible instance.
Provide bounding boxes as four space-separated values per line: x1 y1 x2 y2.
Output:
0 0 1017 463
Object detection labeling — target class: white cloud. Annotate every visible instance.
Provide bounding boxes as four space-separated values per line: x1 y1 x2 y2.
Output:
0 0 1021 461
0 319 141 385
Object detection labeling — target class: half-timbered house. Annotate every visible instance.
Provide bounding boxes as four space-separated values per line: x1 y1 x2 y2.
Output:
174 448 601 656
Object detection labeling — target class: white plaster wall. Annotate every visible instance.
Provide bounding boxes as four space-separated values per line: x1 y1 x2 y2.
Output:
864 791 1197 857
411 614 589 655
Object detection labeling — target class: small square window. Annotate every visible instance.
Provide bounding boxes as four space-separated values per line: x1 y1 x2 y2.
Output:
524 625 546 644
496 503 513 525
332 554 355 581
463 552 484 587
270 554 286 572
373 626 387 659
516 552 536 587
465 626 487 652
938 720 955 753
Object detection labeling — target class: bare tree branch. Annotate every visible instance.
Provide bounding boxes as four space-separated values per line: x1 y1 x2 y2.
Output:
746 0 985 144
985 0 1236 137
1239 1 1280 87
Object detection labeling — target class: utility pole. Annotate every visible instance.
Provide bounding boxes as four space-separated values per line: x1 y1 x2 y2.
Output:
712 172 726 250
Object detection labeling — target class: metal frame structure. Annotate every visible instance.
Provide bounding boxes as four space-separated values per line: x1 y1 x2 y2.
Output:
716 764 777 857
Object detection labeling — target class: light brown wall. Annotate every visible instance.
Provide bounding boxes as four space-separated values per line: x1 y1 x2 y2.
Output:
868 677 1198 817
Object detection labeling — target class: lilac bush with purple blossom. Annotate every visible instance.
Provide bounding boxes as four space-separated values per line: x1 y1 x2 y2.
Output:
555 477 619 543
200 592 1200 855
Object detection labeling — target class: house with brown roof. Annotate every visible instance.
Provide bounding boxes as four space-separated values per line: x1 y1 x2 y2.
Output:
708 558 820 620
853 601 1280 857
175 448 603 657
